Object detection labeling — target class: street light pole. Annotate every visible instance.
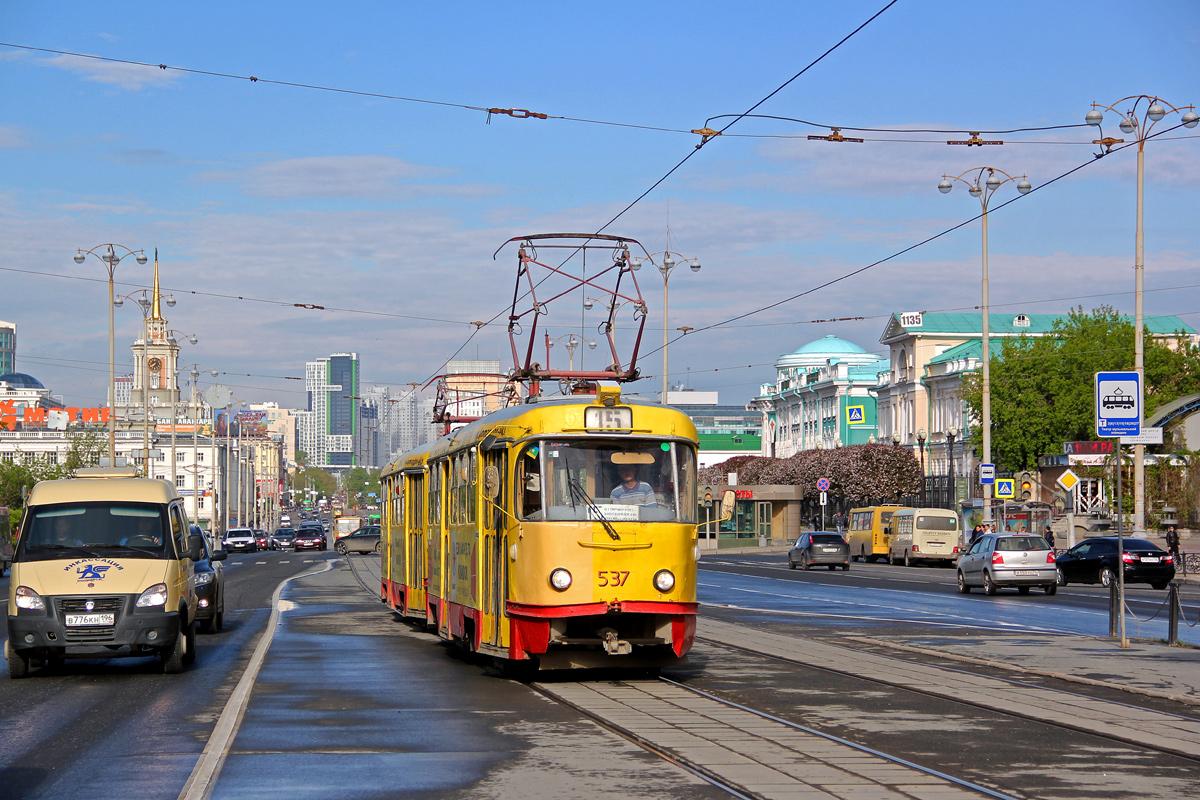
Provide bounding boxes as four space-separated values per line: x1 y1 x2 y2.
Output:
938 167 1033 527
1086 96 1197 533
648 250 701 404
73 244 148 463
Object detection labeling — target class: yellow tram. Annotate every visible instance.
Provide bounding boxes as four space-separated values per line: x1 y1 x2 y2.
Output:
378 385 702 669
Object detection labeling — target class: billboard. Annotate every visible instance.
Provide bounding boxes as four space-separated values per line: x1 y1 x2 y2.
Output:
236 410 269 438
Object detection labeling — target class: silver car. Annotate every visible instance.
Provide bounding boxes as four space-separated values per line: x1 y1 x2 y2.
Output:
957 533 1057 596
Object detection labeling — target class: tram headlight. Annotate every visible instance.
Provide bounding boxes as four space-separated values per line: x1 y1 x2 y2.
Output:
549 568 572 591
653 569 675 593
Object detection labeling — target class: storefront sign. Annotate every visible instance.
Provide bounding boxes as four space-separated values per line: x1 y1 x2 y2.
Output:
734 489 754 500
0 402 111 431
1063 441 1114 456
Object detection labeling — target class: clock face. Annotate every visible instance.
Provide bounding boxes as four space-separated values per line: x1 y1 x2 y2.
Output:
148 357 163 372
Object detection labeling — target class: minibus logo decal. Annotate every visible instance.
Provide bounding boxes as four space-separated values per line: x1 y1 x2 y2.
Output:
63 559 124 583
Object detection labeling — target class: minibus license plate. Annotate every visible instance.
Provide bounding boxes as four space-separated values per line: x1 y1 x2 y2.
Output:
65 613 115 626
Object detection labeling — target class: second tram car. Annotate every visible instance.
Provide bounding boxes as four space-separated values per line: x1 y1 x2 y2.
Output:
379 386 703 669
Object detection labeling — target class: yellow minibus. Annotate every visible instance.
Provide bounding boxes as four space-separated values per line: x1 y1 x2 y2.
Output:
847 505 902 563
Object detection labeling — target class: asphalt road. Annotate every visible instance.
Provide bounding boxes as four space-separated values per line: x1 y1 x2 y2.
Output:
0 549 335 800
699 552 1200 644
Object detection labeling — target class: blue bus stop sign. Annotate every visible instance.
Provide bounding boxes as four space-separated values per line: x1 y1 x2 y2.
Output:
1096 371 1141 438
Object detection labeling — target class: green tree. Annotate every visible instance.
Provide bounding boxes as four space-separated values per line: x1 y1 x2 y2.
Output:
962 306 1200 471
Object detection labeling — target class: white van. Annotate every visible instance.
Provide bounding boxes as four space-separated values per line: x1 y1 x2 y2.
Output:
888 507 960 566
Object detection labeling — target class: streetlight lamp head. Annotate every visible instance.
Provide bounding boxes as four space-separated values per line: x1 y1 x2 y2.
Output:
188 335 198 345
210 370 219 377
113 296 124 307
1017 177 1032 194
918 428 927 442
937 178 953 194
689 257 701 273
629 257 642 272
1182 109 1199 129
73 252 85 264
1119 116 1137 134
662 254 675 271
165 294 176 307
985 173 1002 190
968 183 982 198
1147 103 1166 122
586 340 597 350
583 297 594 311
1085 108 1104 126
135 253 148 265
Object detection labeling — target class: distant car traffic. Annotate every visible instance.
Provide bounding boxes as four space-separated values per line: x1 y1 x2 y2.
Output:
293 528 326 551
335 525 381 555
190 525 226 633
957 534 1057 595
224 528 257 553
788 532 850 571
270 528 296 550
1056 537 1176 590
254 529 269 550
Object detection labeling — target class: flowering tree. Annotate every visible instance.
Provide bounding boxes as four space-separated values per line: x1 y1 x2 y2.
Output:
700 444 923 502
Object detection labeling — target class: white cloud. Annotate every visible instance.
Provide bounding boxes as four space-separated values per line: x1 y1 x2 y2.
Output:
206 155 496 199
0 125 26 148
42 54 179 91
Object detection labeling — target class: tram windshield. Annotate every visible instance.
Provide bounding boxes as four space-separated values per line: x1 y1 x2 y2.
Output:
518 440 696 523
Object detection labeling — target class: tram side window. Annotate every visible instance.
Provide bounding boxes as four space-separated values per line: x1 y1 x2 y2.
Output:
408 475 424 530
518 445 543 520
429 463 442 528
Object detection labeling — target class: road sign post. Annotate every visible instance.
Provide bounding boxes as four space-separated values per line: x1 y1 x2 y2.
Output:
1057 468 1080 547
1095 371 1139 650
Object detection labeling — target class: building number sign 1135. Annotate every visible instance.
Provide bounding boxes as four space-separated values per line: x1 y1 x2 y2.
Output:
585 406 632 430
899 311 923 328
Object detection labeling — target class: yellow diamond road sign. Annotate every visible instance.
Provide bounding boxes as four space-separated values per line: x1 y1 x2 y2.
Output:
1057 469 1080 492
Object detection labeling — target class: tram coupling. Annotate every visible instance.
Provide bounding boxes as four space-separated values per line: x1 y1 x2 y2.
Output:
600 628 633 656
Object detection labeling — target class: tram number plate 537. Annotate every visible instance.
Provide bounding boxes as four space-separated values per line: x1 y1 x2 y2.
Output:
597 570 629 587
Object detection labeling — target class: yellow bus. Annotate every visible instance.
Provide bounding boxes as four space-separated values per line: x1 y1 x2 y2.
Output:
848 505 902 563
379 385 712 669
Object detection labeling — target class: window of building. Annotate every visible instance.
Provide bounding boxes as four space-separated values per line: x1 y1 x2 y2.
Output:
175 475 186 488
197 452 205 463
176 451 187 463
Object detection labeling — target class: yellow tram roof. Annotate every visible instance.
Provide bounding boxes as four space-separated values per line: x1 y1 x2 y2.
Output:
381 394 699 478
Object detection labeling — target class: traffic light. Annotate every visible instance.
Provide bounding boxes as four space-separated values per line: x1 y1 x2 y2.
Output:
1019 471 1035 500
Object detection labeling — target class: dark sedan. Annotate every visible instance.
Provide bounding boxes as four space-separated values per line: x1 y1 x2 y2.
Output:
788 531 850 571
270 528 296 550
191 526 227 633
293 528 326 551
1056 536 1176 590
336 525 381 555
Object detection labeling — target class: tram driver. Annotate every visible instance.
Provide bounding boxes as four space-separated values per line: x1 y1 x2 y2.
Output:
610 464 657 506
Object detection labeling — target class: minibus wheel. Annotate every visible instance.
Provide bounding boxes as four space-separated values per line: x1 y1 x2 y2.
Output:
182 621 197 666
161 626 186 674
5 641 30 679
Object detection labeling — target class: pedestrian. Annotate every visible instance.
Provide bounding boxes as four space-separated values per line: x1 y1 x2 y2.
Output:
1165 525 1181 562
969 524 982 547
1043 525 1056 551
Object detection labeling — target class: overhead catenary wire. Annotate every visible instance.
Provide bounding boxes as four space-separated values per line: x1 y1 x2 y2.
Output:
641 118 1200 362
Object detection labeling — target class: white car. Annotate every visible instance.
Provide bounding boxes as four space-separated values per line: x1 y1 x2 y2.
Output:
223 528 258 553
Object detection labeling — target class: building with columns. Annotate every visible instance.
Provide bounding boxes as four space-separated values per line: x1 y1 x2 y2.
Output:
752 335 887 458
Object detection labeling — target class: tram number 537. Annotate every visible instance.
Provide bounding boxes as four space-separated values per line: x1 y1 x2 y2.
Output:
597 570 630 587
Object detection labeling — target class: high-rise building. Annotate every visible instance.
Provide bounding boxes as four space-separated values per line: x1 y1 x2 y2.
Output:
299 352 359 470
0 320 15 374
444 360 505 421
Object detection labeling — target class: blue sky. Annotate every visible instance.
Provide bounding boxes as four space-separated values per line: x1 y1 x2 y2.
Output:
2 1 1198 408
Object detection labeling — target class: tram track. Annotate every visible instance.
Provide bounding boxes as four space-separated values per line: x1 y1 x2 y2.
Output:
695 631 1200 766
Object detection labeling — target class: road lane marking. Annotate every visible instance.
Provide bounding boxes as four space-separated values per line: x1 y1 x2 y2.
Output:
255 561 266 565
279 561 290 564
179 559 336 800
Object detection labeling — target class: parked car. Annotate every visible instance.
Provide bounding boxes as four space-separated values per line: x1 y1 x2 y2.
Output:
335 525 381 555
190 525 226 633
788 532 850 571
293 528 326 552
223 528 257 553
1056 537 1176 590
957 533 1057 595
270 528 296 550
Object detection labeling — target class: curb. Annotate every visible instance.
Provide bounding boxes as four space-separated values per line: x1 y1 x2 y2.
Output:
843 634 1200 709
177 559 336 800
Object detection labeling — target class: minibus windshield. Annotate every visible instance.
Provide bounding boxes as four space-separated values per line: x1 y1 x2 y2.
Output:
17 502 171 562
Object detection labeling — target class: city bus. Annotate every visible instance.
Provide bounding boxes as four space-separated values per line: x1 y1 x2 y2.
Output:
887 507 960 566
847 505 902 563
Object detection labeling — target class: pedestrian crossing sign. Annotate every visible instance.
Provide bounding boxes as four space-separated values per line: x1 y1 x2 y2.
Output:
846 405 865 425
995 478 1016 499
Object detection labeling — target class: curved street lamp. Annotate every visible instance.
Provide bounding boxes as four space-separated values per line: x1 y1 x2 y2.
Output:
937 166 1032 526
73 244 147 463
546 332 597 372
642 250 701 404
1086 95 1197 535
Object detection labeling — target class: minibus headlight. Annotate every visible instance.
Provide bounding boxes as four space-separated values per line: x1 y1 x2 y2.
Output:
549 568 572 591
653 569 675 593
15 586 46 611
194 572 215 586
136 583 169 607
